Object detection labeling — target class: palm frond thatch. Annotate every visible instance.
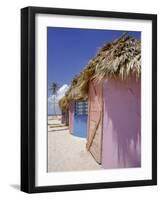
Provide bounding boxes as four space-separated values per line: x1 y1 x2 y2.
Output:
58 95 69 111
59 33 141 106
94 34 141 81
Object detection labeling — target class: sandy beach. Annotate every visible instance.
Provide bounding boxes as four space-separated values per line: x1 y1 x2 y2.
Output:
48 117 102 172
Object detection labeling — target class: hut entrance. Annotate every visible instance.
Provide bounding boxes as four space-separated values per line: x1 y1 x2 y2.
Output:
73 100 88 138
86 80 103 164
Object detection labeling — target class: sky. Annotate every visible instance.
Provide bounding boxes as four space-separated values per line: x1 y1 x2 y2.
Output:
47 27 141 96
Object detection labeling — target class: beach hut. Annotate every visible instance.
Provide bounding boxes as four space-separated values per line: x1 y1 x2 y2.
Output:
59 33 141 168
59 78 88 138
76 33 141 168
68 100 74 134
73 100 88 138
58 95 69 126
67 79 88 138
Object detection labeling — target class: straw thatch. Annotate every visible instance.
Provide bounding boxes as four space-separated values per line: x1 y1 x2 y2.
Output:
59 33 141 109
58 95 70 111
68 65 95 100
94 33 141 81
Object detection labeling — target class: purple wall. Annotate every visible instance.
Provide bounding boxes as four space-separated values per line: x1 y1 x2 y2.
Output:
102 77 141 169
69 101 74 134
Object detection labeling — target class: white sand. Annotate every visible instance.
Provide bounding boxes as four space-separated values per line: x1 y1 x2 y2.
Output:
48 118 102 172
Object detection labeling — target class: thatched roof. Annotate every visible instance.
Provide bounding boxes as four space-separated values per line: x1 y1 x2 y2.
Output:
59 33 141 110
94 33 141 81
58 95 69 111
66 66 95 100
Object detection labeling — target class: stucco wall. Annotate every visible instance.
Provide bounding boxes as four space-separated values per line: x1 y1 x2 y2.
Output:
102 78 141 169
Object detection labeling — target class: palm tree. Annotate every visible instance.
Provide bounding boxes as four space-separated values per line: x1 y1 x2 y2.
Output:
49 82 58 118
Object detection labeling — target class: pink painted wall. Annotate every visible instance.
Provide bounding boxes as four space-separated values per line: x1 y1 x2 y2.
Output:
102 77 141 169
87 80 103 139
69 101 74 134
87 80 103 163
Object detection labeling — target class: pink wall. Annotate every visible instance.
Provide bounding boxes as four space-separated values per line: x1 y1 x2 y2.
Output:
87 80 103 139
87 80 103 163
69 101 74 134
102 77 141 169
